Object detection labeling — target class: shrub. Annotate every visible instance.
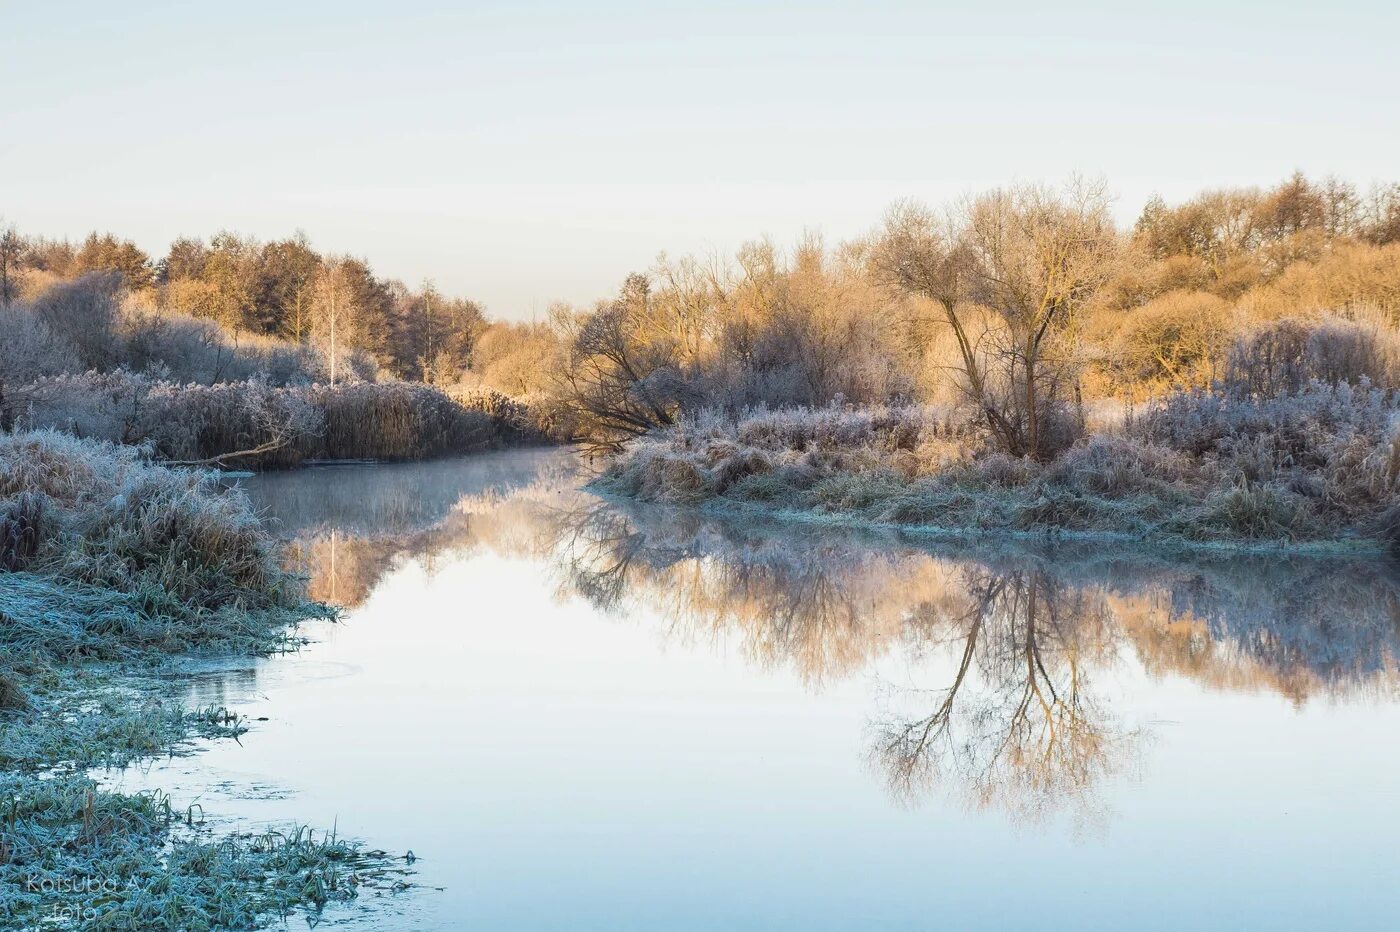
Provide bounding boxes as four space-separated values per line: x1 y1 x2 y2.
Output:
121 301 330 386
1223 316 1400 396
25 271 123 370
1135 380 1394 466
0 307 82 389
1110 290 1233 389
5 370 144 452
1241 242 1400 321
673 403 963 460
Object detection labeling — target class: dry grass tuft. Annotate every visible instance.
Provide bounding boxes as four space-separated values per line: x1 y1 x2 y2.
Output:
0 425 316 638
0 672 30 713
0 492 46 572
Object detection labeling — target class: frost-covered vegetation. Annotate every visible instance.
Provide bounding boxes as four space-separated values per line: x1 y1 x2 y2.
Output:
1 271 374 389
5 371 557 467
0 252 562 464
540 174 1400 452
5 172 1399 457
569 175 1400 548
597 326 1400 549
0 431 406 928
0 771 402 931
0 431 310 613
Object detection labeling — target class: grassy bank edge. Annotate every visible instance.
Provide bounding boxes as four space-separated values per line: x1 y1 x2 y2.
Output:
0 432 415 929
0 578 413 929
584 480 1390 558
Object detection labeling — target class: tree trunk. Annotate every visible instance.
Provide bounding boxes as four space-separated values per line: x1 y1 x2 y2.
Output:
1024 344 1039 461
330 294 338 387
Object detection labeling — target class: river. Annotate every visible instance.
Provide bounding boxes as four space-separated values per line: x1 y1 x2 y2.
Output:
107 448 1400 929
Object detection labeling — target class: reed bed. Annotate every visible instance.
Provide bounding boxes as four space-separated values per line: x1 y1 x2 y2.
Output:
312 380 494 460
448 385 567 446
5 372 555 468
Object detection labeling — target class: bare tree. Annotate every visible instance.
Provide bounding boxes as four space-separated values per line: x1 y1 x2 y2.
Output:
556 273 700 450
962 181 1119 458
879 182 1118 458
876 202 1019 448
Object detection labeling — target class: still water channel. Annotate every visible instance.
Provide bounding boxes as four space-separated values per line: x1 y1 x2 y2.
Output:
110 449 1400 929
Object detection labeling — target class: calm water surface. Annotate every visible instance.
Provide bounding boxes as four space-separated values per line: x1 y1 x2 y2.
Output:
109 449 1400 930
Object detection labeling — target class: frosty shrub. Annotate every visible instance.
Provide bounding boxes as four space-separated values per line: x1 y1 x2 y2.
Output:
1223 316 1400 397
24 271 123 370
0 307 82 391
121 302 331 386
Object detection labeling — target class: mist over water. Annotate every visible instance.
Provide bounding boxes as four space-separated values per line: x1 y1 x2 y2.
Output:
114 449 1400 929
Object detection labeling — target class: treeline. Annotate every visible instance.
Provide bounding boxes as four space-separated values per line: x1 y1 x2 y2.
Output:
548 173 1400 452
581 174 1400 547
0 232 565 462
0 228 491 384
4 172 1399 457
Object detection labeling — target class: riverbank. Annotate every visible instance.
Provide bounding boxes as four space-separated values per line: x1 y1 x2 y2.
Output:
592 389 1400 552
0 430 408 928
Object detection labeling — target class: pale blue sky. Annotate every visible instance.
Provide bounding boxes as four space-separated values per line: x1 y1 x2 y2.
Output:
2 0 1396 318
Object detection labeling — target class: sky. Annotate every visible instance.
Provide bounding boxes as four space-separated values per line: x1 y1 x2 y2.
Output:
2 0 1396 319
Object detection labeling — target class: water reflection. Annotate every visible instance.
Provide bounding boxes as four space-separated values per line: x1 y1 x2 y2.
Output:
241 452 1400 824
867 566 1131 827
244 449 568 606
553 508 1117 825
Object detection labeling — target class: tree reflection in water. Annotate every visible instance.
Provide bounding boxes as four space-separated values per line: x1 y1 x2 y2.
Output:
868 567 1132 827
248 455 1400 824
554 502 1140 826
549 499 1400 825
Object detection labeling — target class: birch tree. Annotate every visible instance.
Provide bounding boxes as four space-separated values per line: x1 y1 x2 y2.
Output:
311 257 361 385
